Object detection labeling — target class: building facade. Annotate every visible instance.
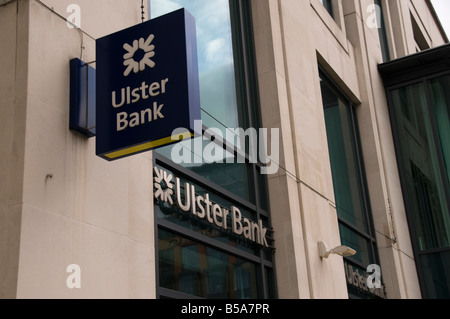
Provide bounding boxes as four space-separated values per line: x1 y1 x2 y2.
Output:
0 0 448 299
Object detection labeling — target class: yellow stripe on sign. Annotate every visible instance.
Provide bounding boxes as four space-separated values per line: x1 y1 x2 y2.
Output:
105 131 193 160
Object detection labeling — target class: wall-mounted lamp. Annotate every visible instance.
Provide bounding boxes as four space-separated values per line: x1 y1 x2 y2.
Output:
318 241 356 259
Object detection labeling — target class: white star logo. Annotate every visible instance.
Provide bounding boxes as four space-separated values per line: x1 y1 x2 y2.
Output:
154 167 174 205
123 34 155 77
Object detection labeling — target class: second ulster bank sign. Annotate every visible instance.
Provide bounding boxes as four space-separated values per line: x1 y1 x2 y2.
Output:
96 9 201 160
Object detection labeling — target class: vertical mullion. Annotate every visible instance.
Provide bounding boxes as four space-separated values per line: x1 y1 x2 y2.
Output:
235 0 274 298
236 0 266 298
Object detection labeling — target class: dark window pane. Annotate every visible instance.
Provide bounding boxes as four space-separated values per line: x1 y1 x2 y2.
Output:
321 77 369 233
390 83 450 250
374 0 390 62
339 224 373 265
419 251 450 299
158 228 260 299
429 76 450 185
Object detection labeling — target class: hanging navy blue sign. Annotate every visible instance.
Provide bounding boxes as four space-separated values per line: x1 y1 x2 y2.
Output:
96 9 200 160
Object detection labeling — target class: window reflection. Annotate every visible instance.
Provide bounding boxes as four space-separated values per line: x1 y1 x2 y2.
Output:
156 138 255 203
152 0 255 203
321 76 369 233
151 0 241 131
152 0 273 300
429 76 450 185
320 72 378 270
391 81 450 250
159 229 259 299
154 164 259 255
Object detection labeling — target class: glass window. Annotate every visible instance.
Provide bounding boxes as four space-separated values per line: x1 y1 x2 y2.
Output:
419 251 450 298
321 76 371 234
154 164 260 255
320 0 334 17
373 0 390 62
339 223 373 266
156 137 255 203
429 76 450 185
152 0 275 299
411 13 430 52
151 0 258 204
320 71 381 298
380 47 450 299
390 80 450 251
151 0 245 132
159 228 260 299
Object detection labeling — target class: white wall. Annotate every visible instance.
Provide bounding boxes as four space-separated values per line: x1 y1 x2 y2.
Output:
0 0 29 299
2 0 155 298
252 0 445 299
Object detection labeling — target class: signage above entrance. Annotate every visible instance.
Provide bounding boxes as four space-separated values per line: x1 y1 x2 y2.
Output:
154 166 271 248
96 9 201 160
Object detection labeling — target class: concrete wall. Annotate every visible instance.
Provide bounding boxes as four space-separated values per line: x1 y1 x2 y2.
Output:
386 0 447 59
252 0 446 299
252 0 354 299
342 0 421 299
1 0 155 299
0 0 29 299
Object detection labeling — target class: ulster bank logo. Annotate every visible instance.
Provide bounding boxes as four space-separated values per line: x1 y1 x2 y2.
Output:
123 34 156 77
153 167 270 248
154 167 174 205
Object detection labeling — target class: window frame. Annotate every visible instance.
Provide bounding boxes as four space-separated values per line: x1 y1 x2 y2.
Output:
319 69 382 293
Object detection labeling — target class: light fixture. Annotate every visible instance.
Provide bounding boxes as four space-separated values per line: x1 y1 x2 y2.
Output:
318 241 356 259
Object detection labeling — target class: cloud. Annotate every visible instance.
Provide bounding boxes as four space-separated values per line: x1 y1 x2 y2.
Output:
151 0 234 74
206 38 229 63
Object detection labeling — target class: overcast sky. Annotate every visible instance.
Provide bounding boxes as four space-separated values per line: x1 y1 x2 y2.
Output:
431 0 450 39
